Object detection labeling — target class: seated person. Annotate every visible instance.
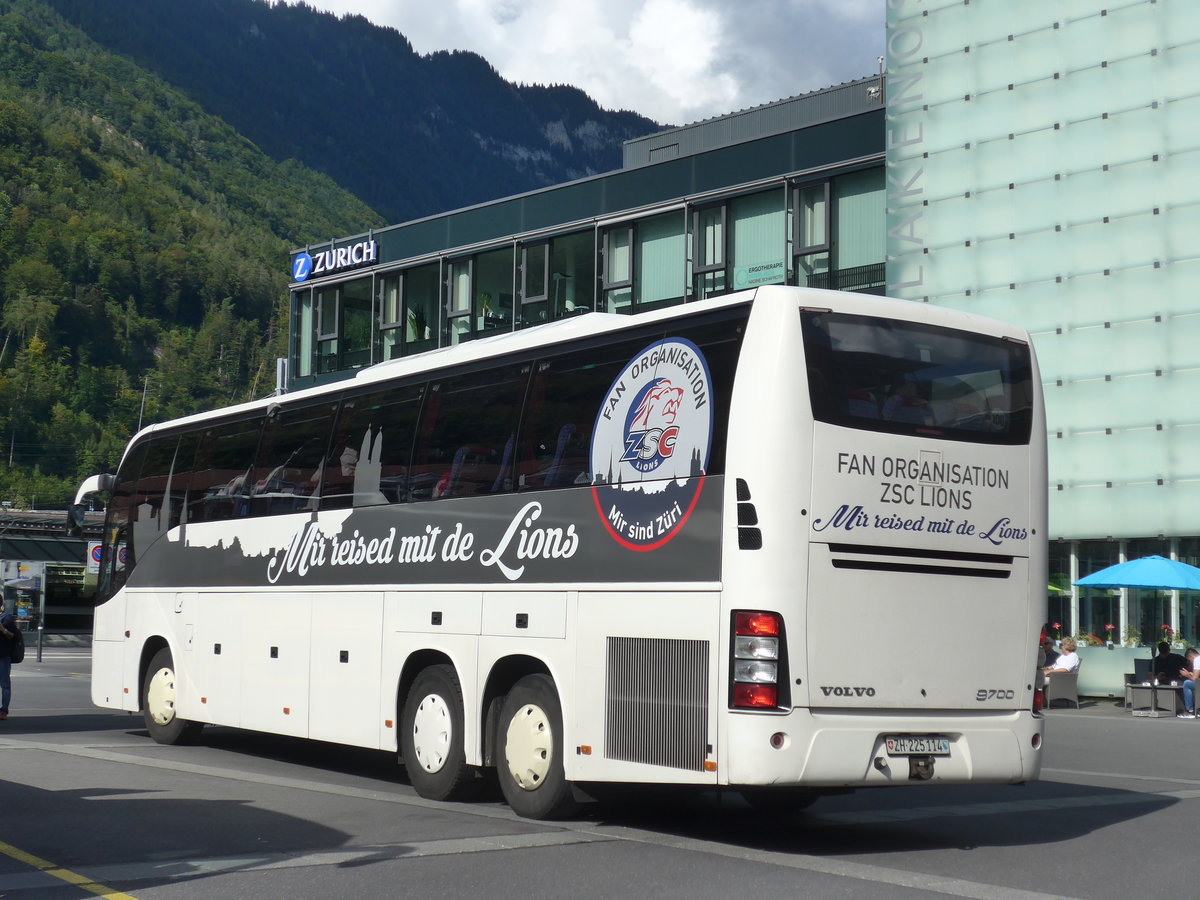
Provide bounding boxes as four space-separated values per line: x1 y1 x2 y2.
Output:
1151 640 1189 684
1179 648 1200 717
1043 636 1080 676
1041 632 1059 669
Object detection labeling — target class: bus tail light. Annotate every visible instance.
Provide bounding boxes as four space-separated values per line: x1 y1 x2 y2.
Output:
732 611 784 710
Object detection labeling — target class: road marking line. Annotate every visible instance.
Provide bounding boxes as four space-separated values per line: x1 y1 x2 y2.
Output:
0 839 139 899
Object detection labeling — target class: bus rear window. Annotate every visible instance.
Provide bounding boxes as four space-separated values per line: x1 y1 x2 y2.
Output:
801 311 1034 445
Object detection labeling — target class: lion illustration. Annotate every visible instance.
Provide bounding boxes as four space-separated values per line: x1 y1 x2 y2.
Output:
630 379 684 431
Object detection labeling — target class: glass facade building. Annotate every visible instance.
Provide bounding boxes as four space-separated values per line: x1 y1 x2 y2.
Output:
886 0 1200 644
289 76 886 388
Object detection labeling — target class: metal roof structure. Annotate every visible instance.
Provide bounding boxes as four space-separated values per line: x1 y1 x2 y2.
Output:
622 76 884 169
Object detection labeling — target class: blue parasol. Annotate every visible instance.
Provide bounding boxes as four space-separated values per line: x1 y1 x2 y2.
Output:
1074 555 1200 592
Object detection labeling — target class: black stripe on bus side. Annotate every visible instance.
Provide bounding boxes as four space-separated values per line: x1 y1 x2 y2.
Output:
831 559 1012 579
827 543 1014 565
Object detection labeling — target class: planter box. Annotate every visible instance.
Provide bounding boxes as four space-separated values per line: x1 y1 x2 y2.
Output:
1076 645 1153 698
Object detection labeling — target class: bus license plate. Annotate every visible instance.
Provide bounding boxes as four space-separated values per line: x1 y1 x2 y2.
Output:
884 735 950 756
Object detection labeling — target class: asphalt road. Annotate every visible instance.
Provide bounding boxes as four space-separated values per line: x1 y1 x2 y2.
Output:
0 649 1193 899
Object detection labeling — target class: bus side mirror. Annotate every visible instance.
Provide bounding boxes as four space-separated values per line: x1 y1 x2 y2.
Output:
67 473 117 535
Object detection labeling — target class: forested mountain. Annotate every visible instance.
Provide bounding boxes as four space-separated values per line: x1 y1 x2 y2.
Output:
44 0 660 223
0 0 383 506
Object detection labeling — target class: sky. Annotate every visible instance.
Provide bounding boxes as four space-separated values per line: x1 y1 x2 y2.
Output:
305 0 884 127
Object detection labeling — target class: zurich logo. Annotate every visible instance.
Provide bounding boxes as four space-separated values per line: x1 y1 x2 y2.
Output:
292 252 313 283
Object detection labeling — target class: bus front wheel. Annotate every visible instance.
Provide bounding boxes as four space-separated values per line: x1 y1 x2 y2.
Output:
142 648 203 745
497 674 578 820
401 664 479 802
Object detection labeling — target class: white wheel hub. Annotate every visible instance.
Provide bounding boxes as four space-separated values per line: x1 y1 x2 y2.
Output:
504 703 552 791
146 665 177 726
411 693 452 774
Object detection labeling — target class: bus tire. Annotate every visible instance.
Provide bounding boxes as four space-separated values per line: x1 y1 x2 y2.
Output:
401 664 479 802
142 648 203 745
497 674 578 820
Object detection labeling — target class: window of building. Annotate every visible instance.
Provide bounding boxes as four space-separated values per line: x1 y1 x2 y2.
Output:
379 274 402 361
475 245 515 338
792 171 886 294
521 231 597 329
832 168 886 293
793 181 831 287
602 225 633 313
729 190 786 291
1126 537 1172 648
293 288 315 378
404 263 440 356
315 277 373 374
445 257 473 346
444 247 515 346
634 212 686 312
692 204 726 300
521 242 549 315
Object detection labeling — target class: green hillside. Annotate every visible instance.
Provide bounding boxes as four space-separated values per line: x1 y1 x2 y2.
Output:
0 0 384 506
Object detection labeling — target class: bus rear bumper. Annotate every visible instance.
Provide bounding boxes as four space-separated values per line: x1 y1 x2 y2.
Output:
723 707 1043 787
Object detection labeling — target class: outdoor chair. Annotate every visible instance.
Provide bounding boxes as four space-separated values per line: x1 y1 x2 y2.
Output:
1045 670 1080 709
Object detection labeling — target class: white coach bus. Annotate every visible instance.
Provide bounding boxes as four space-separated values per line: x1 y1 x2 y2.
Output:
74 285 1047 819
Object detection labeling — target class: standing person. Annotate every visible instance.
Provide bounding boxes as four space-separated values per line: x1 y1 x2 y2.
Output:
0 600 15 720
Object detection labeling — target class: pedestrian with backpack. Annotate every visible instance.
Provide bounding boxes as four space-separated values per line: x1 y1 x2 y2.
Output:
0 599 18 719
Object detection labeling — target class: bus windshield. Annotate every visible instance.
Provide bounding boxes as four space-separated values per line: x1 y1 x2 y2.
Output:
801 310 1035 445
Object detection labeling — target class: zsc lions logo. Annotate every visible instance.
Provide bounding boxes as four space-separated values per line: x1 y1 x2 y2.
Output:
591 337 712 550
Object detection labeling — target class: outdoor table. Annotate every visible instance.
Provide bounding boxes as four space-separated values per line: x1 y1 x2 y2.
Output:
1128 682 1183 717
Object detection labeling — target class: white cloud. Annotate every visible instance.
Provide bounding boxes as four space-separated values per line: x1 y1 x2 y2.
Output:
305 0 884 125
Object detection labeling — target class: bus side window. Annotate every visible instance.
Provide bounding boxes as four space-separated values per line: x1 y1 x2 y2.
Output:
249 402 338 516
186 417 264 523
411 365 529 500
322 383 424 509
99 441 149 599
132 435 181 555
518 338 649 490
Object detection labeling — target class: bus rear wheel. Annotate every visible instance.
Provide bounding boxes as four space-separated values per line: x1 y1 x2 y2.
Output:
497 674 578 820
142 648 203 745
401 664 479 802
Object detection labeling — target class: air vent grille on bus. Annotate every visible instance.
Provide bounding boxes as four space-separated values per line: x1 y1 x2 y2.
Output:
827 543 1014 579
605 636 709 771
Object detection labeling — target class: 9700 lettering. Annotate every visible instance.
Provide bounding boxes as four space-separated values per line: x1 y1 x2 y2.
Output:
975 688 1015 701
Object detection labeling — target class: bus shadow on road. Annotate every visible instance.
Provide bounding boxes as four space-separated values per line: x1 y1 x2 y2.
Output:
0 779 366 893
584 780 1174 854
123 724 412 786
0 711 139 735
